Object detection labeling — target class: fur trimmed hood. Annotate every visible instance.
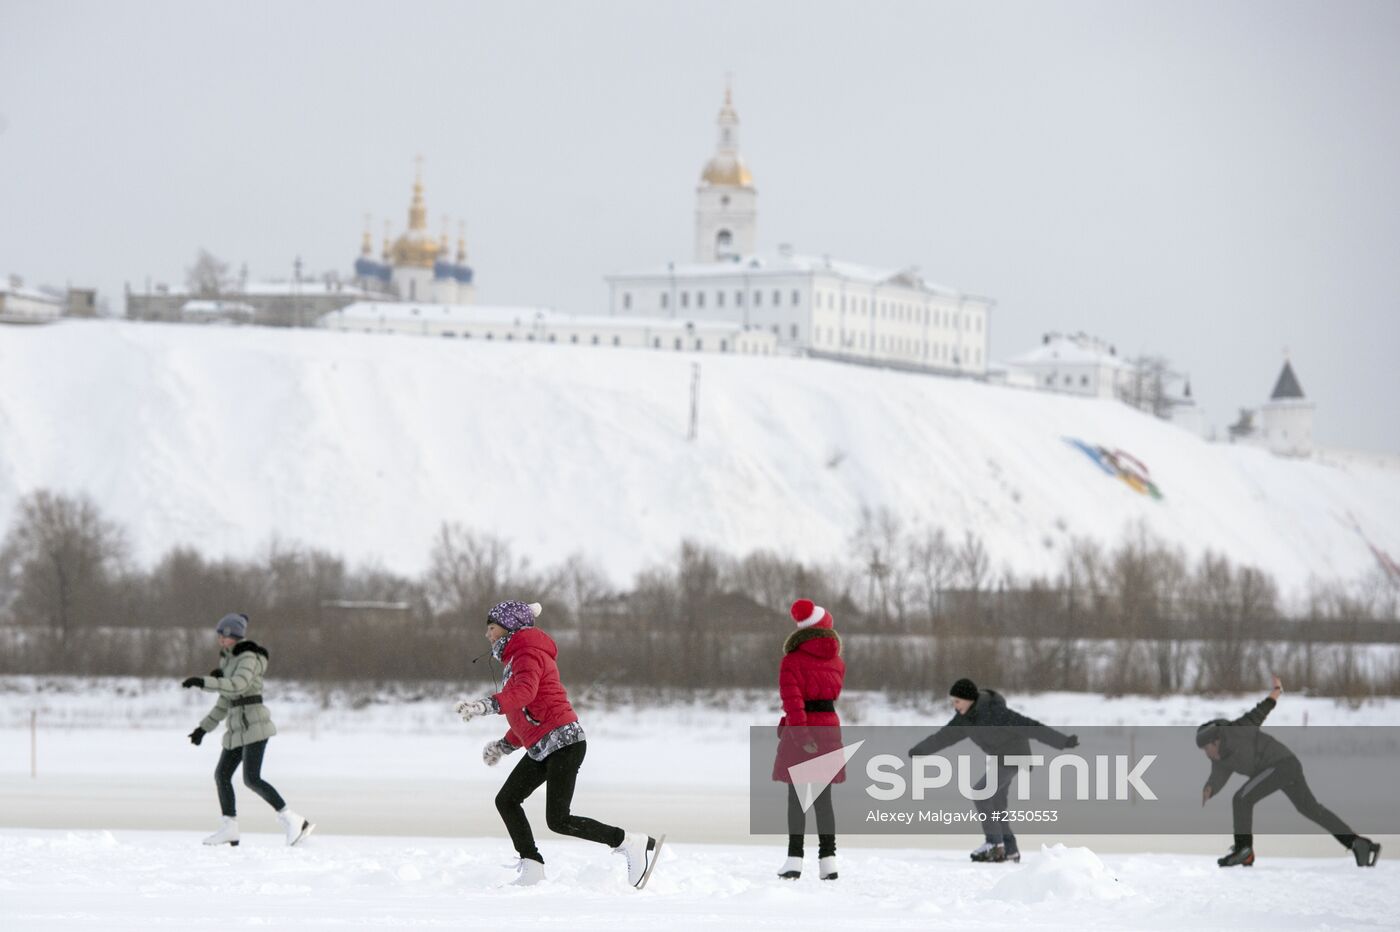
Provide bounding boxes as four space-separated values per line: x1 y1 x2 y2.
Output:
783 626 841 657
231 640 269 660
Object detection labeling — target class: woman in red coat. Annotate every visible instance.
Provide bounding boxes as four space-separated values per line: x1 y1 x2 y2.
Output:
454 600 661 888
773 598 845 881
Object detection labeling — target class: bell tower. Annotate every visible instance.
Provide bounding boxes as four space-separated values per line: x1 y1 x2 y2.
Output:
695 82 757 263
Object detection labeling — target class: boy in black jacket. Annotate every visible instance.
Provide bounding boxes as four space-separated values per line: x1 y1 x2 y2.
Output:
1198 675 1379 868
910 678 1078 863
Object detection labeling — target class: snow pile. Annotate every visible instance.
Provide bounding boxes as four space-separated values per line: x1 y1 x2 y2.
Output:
2 320 1398 593
991 843 1131 903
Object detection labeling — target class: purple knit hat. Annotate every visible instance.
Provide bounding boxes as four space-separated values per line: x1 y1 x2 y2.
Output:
487 600 542 632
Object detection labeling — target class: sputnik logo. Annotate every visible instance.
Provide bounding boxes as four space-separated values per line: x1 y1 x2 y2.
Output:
787 740 866 812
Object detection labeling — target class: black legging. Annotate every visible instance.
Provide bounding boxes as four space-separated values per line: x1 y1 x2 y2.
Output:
786 783 836 858
495 741 624 863
215 739 286 817
1232 755 1356 849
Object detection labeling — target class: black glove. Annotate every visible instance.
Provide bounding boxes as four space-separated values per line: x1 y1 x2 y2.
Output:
208 668 222 677
1063 735 1080 749
181 676 203 689
188 728 205 746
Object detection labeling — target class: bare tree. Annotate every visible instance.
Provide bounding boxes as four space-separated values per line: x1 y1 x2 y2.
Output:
0 490 128 650
185 248 232 297
1117 354 1180 419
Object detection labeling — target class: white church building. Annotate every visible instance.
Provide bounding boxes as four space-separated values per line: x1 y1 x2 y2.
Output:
604 87 994 377
352 161 475 306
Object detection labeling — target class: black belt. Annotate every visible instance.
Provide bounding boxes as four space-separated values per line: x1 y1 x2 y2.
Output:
804 699 835 713
231 695 263 707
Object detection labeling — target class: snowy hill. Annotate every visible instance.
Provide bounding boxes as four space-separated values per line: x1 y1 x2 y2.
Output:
1 319 1397 595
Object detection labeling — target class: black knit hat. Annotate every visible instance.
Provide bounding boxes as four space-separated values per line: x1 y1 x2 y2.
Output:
949 678 979 702
1196 719 1227 747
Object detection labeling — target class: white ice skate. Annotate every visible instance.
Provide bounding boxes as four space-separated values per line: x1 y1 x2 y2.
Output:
276 808 315 846
511 858 546 886
777 855 802 880
819 855 838 880
614 832 664 889
202 816 239 847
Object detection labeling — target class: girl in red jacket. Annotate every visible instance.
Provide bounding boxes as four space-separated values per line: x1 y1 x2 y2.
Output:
773 598 845 881
455 600 661 888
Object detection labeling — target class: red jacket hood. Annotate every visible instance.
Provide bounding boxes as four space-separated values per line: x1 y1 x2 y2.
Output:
502 626 557 661
796 635 840 660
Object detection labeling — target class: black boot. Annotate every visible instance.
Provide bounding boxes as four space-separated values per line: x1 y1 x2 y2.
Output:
1217 844 1254 867
1352 837 1381 867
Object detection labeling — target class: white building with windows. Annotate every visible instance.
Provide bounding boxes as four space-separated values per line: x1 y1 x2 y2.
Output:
320 301 777 356
604 87 994 377
0 275 63 324
1003 332 1134 399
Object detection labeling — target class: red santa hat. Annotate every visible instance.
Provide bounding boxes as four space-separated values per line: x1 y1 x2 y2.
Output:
790 598 833 630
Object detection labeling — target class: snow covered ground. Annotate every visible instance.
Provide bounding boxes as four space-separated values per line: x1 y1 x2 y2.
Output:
2 679 1398 929
4 829 1396 932
3 319 1399 597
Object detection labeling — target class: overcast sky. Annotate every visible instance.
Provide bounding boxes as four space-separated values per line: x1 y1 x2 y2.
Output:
3 1 1397 452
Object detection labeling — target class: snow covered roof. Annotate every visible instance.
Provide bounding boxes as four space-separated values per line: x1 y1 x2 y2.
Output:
1270 360 1305 400
0 276 63 304
324 302 770 334
1006 335 1133 370
608 253 976 300
153 281 379 299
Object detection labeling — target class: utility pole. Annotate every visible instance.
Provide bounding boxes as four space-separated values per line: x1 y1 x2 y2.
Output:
688 362 701 441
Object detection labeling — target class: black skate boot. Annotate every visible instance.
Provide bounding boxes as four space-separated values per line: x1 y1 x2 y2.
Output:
1217 844 1254 867
987 844 1008 863
970 842 998 862
1352 837 1380 867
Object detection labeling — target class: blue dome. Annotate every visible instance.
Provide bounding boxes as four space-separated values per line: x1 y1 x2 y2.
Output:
354 257 391 282
433 258 456 280
454 264 474 284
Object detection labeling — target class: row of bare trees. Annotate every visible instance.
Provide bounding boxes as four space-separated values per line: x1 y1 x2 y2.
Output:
2 492 1397 696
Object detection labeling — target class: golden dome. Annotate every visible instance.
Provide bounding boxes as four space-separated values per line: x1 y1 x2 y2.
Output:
702 155 753 187
391 158 442 268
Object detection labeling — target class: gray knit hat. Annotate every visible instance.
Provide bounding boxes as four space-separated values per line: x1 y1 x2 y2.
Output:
215 613 248 639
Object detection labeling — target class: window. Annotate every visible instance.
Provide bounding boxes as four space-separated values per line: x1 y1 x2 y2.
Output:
612 335 620 346
771 324 779 335
571 334 578 343
506 333 514 341
660 293 669 310
695 339 703 350
442 331 455 338
622 292 631 310
772 289 781 306
717 291 725 308
653 337 661 348
1046 375 1054 386
1081 375 1089 387
697 292 705 309
720 339 729 352
591 335 599 345
547 334 556 342
736 290 744 307
681 291 689 309
486 332 493 340
754 290 762 307
791 290 800 306
790 324 798 339
674 337 682 350
526 333 534 341
717 229 732 251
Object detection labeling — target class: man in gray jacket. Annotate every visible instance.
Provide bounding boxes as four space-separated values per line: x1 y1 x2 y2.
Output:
1199 675 1379 868
183 613 314 847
